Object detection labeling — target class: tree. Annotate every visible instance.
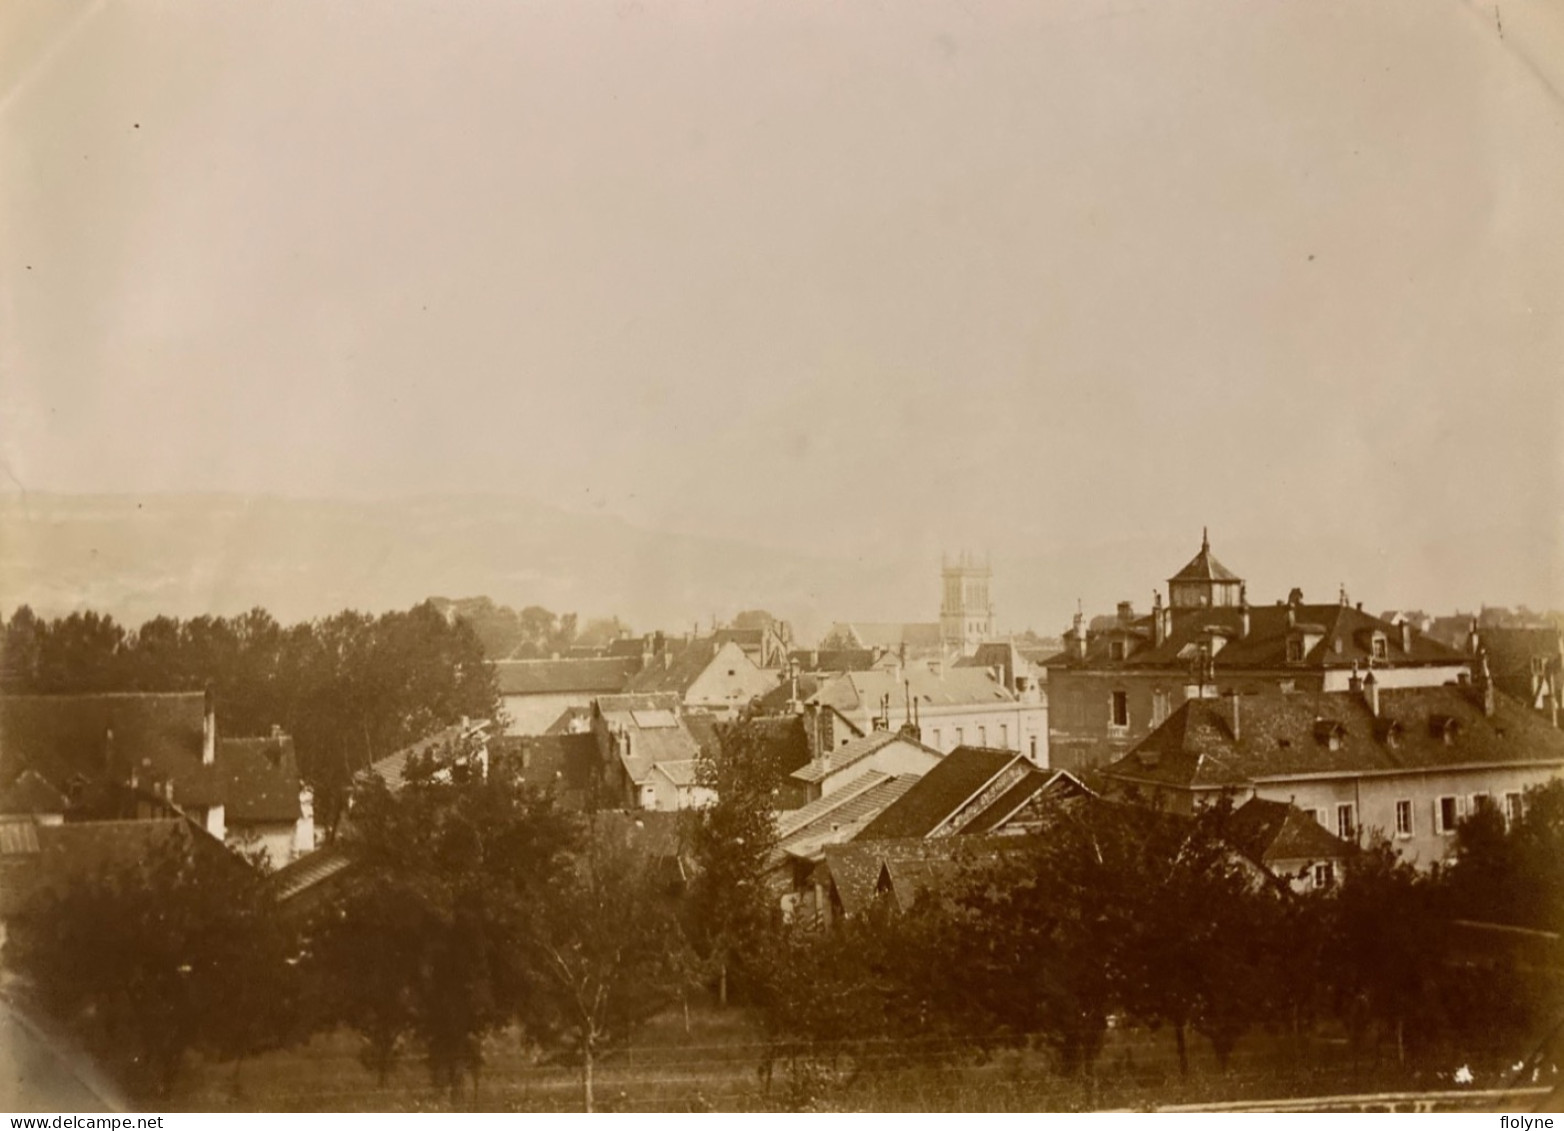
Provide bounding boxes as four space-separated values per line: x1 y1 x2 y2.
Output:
1445 779 1564 933
523 819 690 1112
3 828 291 1099
682 718 784 1005
320 770 577 1100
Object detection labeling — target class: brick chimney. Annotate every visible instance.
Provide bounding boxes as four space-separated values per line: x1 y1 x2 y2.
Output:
1363 668 1380 717
1239 584 1250 640
1152 591 1165 647
202 686 216 766
1468 617 1481 656
1400 620 1412 655
1117 600 1134 624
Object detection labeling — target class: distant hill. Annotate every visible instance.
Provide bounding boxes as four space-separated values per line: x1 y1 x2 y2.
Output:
0 493 925 643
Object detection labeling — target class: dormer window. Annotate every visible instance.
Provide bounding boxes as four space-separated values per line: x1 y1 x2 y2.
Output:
1430 715 1461 744
1313 719 1346 751
1371 633 1388 661
1110 640 1127 662
1287 639 1305 663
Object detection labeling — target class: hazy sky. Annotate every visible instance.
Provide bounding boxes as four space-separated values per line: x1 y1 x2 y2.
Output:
3 0 1562 613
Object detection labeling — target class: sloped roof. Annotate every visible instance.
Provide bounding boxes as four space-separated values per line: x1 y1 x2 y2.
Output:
821 835 1028 916
494 657 638 696
736 715 815 780
1169 532 1242 583
270 843 353 904
596 701 703 785
0 769 68 816
857 746 1020 840
217 736 302 823
787 649 884 673
624 639 738 695
1225 797 1355 866
1047 602 1469 673
774 774 918 864
652 760 702 788
359 721 481 793
0 819 236 917
955 769 1091 836
791 730 937 785
808 667 1015 717
0 692 205 791
595 692 684 715
1104 686 1564 792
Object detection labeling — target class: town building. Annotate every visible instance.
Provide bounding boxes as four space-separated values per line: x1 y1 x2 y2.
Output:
1044 532 1472 773
805 661 1048 765
494 656 640 736
621 638 774 720
0 691 314 866
789 728 943 803
1100 663 1564 870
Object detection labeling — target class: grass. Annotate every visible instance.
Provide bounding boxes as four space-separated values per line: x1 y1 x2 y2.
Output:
162 996 1560 1113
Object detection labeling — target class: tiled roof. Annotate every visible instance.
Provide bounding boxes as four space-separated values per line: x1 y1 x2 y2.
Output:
1104 686 1564 793
218 736 302 824
595 692 684 715
953 769 1089 836
755 676 821 715
624 639 730 695
821 835 1028 916
597 700 702 785
0 818 40 856
0 769 68 816
0 692 205 792
1048 602 1469 673
857 746 1020 840
359 721 482 793
808 668 1016 716
543 706 593 735
1224 797 1354 867
494 657 639 696
0 819 234 917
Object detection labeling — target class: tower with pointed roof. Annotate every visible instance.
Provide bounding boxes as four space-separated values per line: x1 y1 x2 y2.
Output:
1168 528 1244 609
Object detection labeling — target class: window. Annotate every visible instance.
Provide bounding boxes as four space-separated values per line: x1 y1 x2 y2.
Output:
1111 691 1130 729
1000 724 1009 749
1505 792 1524 826
955 727 964 747
978 725 988 747
1437 795 1460 835
1029 735 1039 760
931 728 942 749
1109 640 1126 661
1395 800 1413 837
1472 793 1493 815
1152 688 1171 725
1336 804 1355 840
1371 634 1388 661
1312 862 1335 890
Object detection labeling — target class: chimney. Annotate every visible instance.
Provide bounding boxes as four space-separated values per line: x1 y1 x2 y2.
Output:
1117 600 1134 624
1363 668 1380 717
1152 591 1165 647
1225 688 1241 741
1468 617 1481 656
1072 607 1087 660
1475 652 1496 717
1239 584 1251 639
202 686 216 766
1286 605 1296 630
1400 621 1412 655
1339 583 1348 608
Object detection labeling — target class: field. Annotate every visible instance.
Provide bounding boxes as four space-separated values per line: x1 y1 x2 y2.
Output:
163 993 1558 1113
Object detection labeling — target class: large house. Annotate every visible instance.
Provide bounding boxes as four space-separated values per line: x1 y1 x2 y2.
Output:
589 693 716 810
622 638 774 720
1100 661 1564 869
0 691 314 866
806 662 1048 765
494 657 640 736
1044 532 1472 773
789 728 943 803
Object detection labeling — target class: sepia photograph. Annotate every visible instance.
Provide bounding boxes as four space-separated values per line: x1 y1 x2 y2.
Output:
2 0 1563 1115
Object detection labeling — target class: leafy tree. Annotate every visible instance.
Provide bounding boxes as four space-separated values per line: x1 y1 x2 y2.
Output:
320 770 577 1100
1445 779 1564 933
3 829 292 1099
523 819 690 1112
682 718 784 1005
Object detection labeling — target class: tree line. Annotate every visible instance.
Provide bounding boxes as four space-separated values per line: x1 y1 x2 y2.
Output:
0 602 498 829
